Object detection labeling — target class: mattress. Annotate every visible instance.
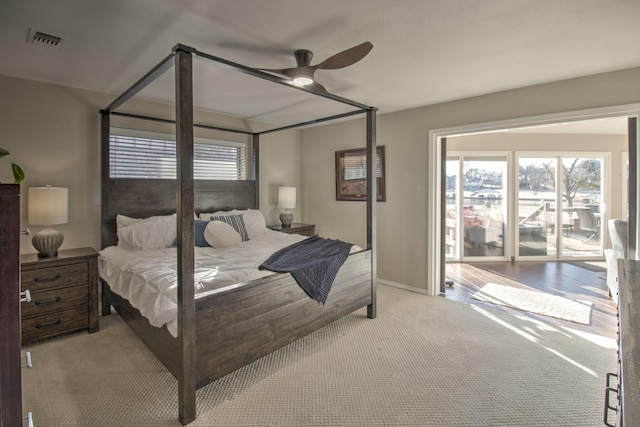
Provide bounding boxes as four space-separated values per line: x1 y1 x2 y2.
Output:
99 229 309 337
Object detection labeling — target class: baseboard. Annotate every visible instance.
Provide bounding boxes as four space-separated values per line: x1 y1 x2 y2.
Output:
377 279 430 295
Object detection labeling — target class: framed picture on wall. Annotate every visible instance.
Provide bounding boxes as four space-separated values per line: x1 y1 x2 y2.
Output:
335 146 386 201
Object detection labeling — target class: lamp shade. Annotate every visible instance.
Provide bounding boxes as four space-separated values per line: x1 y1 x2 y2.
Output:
28 186 68 225
278 187 296 209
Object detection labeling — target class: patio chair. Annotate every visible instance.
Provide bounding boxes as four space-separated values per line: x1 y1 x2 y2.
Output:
574 206 600 240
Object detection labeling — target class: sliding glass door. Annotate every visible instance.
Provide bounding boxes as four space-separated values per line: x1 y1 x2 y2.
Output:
517 154 604 259
447 152 606 262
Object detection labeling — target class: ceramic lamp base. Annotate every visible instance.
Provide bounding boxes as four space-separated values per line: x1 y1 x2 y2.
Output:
279 212 294 227
32 227 64 258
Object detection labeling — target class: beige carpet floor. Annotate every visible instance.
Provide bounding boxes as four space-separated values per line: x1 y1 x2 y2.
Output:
22 285 617 426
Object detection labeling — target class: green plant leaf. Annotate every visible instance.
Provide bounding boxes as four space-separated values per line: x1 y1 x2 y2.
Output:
11 162 24 183
0 148 9 158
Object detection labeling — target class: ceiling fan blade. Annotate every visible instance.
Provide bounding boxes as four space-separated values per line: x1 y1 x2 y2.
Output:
316 41 373 70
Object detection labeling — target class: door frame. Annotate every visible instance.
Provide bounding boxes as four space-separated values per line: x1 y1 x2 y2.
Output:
427 103 640 296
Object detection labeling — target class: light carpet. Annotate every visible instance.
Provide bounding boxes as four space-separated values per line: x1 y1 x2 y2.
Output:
471 282 593 325
22 285 615 426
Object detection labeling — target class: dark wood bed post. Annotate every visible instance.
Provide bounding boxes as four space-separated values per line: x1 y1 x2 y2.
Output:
366 109 377 319
100 110 111 315
252 133 260 207
174 44 197 426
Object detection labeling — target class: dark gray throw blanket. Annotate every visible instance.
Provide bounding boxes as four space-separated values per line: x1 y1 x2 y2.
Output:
259 235 353 304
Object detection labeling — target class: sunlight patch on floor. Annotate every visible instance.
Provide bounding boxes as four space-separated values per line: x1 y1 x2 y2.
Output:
561 326 617 350
471 305 599 377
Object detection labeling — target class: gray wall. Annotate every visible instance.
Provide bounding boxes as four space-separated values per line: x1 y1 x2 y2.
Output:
301 66 640 292
0 74 302 254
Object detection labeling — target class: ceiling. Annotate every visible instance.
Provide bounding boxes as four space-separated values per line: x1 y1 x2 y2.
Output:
1 0 639 127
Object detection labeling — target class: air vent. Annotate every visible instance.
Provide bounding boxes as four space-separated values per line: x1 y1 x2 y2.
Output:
28 29 62 47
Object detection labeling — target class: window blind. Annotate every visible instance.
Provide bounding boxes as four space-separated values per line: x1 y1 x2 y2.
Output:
109 132 246 180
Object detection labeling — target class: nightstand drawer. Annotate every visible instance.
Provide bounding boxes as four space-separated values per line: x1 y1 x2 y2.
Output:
287 225 314 236
21 285 88 318
21 262 88 292
21 306 89 343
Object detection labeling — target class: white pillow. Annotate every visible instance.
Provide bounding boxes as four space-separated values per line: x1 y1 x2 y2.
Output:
242 210 267 238
116 214 142 231
117 214 177 250
204 220 242 248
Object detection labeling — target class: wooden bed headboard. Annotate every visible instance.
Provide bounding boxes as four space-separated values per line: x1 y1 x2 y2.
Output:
101 178 257 248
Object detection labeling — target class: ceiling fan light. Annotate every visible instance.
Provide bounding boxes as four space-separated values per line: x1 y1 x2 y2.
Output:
292 76 313 86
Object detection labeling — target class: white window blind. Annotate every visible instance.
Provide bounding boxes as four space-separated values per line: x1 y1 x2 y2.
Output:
109 130 246 180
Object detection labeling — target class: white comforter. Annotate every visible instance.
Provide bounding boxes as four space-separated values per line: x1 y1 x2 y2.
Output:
99 229 308 337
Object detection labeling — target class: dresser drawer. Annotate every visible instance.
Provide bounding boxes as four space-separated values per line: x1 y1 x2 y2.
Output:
21 262 88 292
21 284 88 318
21 306 89 343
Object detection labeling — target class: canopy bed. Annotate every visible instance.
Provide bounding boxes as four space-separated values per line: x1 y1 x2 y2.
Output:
99 44 377 425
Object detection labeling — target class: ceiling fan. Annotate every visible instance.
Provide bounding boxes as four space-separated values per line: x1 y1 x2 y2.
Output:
259 41 373 93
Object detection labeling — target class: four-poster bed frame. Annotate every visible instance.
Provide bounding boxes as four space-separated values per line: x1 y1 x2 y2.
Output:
99 43 377 425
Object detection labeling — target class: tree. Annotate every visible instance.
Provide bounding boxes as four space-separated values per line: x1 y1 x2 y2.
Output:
519 163 552 193
542 158 601 207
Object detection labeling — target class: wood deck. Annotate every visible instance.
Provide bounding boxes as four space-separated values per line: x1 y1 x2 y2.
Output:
444 261 617 338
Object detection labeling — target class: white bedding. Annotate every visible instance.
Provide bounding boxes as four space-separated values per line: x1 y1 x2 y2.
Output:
99 229 310 337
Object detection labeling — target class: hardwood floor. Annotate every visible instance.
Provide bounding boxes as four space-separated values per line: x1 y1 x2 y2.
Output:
444 261 618 338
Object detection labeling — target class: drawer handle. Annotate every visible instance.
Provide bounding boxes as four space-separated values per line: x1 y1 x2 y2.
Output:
23 351 32 369
35 319 62 329
20 290 32 303
606 372 618 388
34 274 61 283
24 411 34 427
604 386 618 427
35 296 62 306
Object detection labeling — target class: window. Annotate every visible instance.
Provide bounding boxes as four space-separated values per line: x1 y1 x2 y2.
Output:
109 129 246 180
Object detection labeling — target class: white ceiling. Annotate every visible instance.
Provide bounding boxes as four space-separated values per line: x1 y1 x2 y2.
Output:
1 0 639 128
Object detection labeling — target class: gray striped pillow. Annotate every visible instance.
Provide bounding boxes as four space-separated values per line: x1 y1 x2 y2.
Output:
209 214 249 241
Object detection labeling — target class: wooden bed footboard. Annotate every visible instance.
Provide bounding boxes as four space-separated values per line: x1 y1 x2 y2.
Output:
102 250 374 389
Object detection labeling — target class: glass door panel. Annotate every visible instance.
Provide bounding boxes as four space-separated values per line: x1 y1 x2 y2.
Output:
560 157 603 257
445 159 459 259
462 157 506 259
518 158 557 257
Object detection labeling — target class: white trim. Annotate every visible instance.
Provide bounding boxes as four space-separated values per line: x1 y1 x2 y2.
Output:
378 279 430 295
427 133 442 296
622 151 629 219
427 103 640 296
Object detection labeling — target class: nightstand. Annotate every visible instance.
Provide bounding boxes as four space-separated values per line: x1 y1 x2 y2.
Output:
20 247 99 344
268 223 316 237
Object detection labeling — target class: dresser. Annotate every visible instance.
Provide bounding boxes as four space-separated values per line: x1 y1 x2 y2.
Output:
605 259 640 426
20 247 99 344
0 184 24 426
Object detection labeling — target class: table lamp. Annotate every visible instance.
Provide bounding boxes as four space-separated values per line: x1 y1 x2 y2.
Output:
28 186 68 258
278 186 296 227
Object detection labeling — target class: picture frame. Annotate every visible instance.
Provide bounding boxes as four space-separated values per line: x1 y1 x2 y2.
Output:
335 146 386 201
